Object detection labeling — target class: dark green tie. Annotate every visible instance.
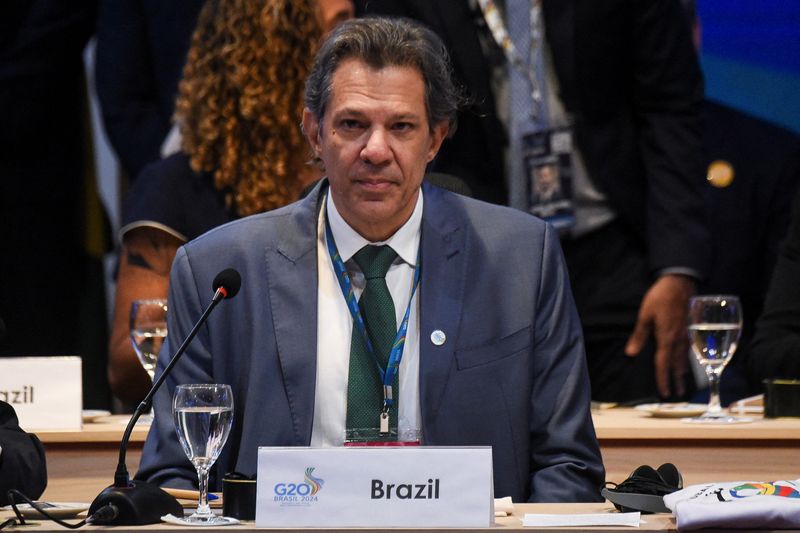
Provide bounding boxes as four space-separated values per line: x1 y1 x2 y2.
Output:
346 245 399 441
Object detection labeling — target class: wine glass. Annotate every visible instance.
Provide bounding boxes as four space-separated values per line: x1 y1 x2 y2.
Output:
130 299 167 423
173 384 235 525
686 295 747 424
130 298 168 381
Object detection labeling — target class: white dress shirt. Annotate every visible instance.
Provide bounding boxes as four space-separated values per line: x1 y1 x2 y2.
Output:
310 189 422 446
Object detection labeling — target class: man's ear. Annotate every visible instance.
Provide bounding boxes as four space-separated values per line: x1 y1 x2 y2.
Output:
426 121 450 162
302 108 322 157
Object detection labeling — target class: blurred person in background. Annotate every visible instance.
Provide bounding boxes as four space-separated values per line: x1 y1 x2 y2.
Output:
1 2 111 410
745 187 800 386
94 0 207 182
698 98 800 401
107 0 354 405
678 0 800 402
358 0 709 403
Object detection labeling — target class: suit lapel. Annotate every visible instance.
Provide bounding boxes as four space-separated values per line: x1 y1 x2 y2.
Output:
264 183 325 445
418 185 467 434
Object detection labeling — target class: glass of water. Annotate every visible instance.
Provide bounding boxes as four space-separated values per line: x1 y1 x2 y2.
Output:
686 295 745 423
130 298 168 381
173 384 235 525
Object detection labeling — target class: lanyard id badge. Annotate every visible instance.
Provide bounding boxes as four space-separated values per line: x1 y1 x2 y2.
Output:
343 426 422 447
522 125 576 231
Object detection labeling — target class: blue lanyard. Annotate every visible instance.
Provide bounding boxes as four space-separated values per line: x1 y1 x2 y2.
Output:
324 213 420 410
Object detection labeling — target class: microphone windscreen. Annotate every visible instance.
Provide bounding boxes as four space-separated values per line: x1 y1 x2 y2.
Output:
212 268 242 299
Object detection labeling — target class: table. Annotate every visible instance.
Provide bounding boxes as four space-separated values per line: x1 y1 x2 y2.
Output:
34 409 800 502
0 502 675 532
6 501 800 532
593 407 800 486
36 415 147 502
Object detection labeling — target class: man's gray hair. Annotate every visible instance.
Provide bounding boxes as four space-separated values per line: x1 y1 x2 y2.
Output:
304 16 461 136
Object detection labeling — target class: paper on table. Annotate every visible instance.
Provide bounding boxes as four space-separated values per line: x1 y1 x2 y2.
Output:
523 512 640 527
494 496 514 517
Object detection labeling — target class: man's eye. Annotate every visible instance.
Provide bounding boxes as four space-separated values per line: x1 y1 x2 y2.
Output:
339 119 363 129
392 122 414 131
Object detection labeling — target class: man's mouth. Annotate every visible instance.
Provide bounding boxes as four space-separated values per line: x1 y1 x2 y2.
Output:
355 178 395 192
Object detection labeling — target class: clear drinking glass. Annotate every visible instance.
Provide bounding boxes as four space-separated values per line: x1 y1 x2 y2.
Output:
130 298 168 381
130 298 167 424
686 295 747 424
173 384 235 525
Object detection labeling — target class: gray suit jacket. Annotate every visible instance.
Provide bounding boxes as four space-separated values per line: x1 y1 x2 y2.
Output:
136 181 604 502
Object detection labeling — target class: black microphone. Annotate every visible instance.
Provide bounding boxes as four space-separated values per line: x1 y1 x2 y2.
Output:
212 268 242 300
88 268 242 525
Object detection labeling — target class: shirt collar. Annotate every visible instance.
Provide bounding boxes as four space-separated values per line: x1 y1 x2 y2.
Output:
326 187 423 267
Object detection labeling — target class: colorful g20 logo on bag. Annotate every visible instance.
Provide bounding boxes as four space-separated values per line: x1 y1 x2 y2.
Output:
728 482 800 499
273 467 325 504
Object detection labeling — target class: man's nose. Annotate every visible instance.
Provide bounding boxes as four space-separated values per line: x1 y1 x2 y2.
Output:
360 128 391 165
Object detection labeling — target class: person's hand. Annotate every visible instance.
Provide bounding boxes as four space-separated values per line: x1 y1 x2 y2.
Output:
625 274 696 398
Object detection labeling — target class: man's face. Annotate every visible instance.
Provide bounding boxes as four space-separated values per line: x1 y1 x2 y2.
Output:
316 0 354 33
536 165 558 190
303 58 449 241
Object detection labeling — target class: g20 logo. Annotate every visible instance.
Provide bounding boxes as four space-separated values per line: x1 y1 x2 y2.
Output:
274 482 314 496
273 467 325 500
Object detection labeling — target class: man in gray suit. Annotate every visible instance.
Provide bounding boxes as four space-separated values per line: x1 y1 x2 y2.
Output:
137 16 604 503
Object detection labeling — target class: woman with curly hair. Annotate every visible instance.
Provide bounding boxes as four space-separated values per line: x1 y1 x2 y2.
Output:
108 0 354 404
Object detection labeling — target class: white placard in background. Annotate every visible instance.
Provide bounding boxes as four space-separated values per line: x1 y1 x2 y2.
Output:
0 357 82 430
256 446 494 528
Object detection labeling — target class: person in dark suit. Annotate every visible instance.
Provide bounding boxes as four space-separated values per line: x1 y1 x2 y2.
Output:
357 0 709 402
94 0 206 180
745 186 800 385
698 102 800 400
676 0 800 401
0 401 47 506
136 16 604 503
1 2 112 410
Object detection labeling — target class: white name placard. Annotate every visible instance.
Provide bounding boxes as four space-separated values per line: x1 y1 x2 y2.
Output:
256 446 493 528
0 357 82 430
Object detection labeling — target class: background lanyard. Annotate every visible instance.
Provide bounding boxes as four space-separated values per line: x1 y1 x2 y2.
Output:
324 216 420 410
476 0 544 120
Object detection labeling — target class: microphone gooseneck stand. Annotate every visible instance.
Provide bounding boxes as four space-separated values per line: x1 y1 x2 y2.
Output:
88 269 241 525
